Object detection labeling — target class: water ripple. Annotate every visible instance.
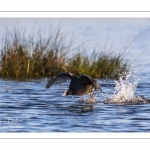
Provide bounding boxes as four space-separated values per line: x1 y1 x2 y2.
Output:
0 77 150 132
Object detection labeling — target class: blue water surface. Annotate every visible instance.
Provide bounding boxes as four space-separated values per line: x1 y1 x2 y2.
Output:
0 73 150 132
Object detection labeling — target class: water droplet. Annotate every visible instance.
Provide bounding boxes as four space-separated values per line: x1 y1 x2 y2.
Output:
103 65 141 104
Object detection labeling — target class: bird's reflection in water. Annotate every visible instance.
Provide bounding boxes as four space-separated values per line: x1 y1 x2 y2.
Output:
69 104 93 114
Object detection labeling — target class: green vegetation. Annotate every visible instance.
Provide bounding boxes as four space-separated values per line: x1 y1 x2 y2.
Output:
0 25 127 80
67 52 127 79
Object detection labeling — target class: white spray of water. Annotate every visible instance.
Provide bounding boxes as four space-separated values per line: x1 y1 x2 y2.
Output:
105 64 141 103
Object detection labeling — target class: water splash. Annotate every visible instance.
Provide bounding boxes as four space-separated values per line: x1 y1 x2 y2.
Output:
112 65 140 102
78 97 97 103
104 64 150 104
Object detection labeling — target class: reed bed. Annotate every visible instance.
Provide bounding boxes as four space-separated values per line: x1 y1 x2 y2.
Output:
0 25 127 80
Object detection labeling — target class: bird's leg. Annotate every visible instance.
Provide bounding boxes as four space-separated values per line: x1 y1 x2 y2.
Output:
88 92 93 99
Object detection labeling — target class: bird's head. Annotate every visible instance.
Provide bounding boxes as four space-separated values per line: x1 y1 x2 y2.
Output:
97 84 102 92
93 80 102 92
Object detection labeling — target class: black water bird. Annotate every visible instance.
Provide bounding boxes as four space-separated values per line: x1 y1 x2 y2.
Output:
45 72 102 98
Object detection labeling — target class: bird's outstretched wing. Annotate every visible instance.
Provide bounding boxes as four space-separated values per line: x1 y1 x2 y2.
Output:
45 72 73 88
80 74 93 85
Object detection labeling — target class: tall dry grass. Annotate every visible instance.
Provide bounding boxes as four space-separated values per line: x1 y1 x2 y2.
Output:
0 25 127 80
